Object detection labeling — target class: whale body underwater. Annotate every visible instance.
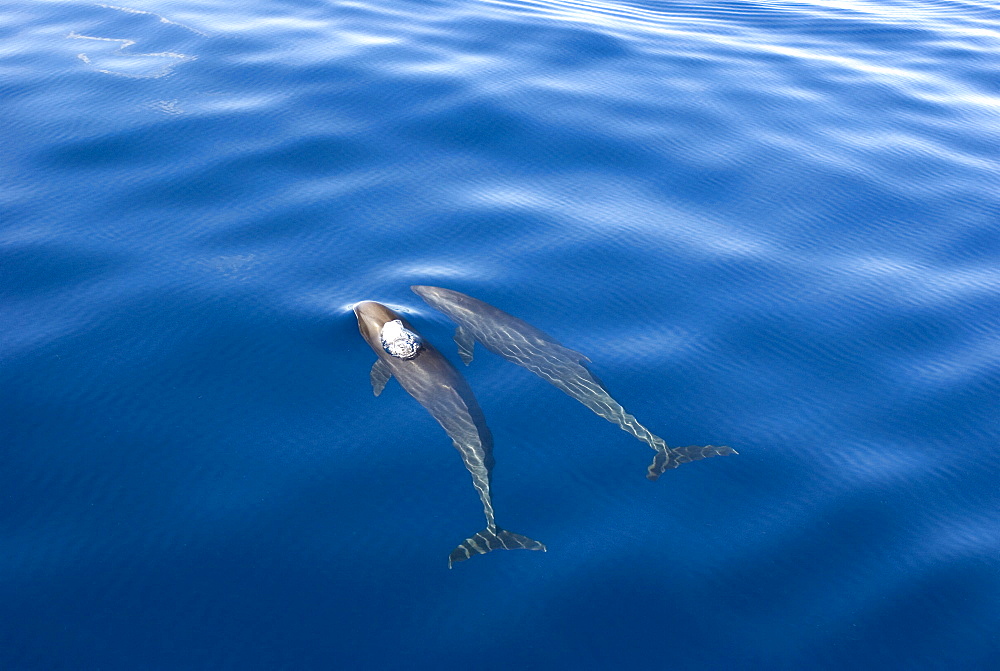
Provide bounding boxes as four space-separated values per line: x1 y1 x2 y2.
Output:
411 285 736 480
354 301 545 567
354 290 734 566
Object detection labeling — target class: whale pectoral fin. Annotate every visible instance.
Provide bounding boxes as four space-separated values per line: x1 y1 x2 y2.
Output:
454 326 475 366
370 358 392 396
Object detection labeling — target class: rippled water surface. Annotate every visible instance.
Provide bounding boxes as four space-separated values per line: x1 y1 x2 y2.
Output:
3 0 999 668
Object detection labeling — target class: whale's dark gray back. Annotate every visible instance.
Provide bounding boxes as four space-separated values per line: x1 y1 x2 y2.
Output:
354 300 544 564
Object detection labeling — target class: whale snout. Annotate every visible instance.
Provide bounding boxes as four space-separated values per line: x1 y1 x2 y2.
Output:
353 300 381 318
411 285 463 307
410 286 436 299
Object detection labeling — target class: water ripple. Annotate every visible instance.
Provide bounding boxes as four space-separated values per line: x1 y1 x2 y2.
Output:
3 0 999 668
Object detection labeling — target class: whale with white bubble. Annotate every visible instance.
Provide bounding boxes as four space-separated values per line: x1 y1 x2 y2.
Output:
354 301 545 567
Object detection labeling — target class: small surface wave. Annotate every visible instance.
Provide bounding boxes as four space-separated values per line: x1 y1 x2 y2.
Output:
2 0 998 669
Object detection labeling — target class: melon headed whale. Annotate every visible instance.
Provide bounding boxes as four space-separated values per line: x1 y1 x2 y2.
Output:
354 300 545 566
410 286 735 480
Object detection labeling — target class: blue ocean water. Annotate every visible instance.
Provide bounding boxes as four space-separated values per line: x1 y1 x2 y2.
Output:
3 0 999 668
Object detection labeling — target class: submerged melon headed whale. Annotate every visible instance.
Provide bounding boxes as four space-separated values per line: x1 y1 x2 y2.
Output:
354 300 545 566
410 286 735 480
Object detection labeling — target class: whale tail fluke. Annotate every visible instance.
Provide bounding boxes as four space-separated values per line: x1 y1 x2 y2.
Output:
647 444 737 481
448 526 546 568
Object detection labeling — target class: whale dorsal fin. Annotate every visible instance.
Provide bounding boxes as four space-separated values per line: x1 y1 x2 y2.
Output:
454 326 475 366
370 358 393 396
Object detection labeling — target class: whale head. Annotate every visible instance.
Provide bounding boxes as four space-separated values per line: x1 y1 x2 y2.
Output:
354 301 424 359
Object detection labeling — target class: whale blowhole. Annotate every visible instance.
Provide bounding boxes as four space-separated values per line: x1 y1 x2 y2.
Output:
380 319 423 359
